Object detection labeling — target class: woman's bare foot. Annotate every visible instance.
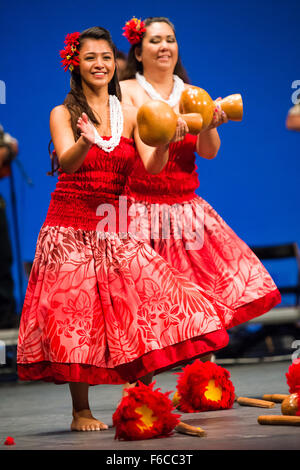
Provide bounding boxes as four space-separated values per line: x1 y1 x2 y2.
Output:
201 353 214 363
122 382 137 398
121 373 154 399
71 409 108 432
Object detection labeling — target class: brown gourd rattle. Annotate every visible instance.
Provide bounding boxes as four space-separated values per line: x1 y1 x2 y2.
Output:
179 86 243 130
137 86 243 147
281 392 300 416
137 100 203 147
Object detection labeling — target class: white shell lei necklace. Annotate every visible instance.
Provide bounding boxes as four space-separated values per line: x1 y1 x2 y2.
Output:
135 72 185 107
93 95 124 153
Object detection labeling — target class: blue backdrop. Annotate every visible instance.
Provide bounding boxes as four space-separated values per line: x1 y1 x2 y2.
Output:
1 0 300 310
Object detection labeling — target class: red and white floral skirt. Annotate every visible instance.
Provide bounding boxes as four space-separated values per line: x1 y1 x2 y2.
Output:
17 225 231 385
126 194 281 329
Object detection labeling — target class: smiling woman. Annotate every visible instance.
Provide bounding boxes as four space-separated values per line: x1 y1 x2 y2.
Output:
122 17 189 85
61 27 121 144
134 22 178 78
120 16 281 338
17 25 232 435
81 43 114 83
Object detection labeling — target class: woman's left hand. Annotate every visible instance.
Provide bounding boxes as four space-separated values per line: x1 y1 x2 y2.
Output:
206 98 228 130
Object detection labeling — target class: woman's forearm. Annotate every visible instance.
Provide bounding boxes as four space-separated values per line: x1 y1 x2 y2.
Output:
196 128 221 159
143 144 169 174
58 136 92 173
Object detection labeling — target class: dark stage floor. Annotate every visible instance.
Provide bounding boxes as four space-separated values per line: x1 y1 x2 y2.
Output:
0 360 299 452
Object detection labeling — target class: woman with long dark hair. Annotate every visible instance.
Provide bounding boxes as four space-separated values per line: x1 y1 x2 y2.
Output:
17 26 232 432
121 16 281 330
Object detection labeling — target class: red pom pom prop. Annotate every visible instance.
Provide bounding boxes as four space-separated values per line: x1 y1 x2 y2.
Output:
286 361 300 394
113 382 180 441
174 360 235 412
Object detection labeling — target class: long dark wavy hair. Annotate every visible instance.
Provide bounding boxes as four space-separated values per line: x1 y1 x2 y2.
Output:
49 26 121 175
122 17 190 84
64 26 121 138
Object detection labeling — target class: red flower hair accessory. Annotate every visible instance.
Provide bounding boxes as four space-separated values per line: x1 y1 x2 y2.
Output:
60 32 81 72
122 17 146 45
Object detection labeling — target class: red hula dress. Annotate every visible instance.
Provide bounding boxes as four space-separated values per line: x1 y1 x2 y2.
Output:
125 134 281 329
17 137 233 385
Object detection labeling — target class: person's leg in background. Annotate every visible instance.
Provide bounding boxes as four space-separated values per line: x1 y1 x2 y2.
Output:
0 194 17 329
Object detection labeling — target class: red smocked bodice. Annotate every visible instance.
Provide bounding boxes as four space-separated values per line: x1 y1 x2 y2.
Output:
125 134 199 203
44 137 136 231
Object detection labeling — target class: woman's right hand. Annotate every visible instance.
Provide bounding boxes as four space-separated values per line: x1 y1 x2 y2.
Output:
77 113 95 145
170 117 189 143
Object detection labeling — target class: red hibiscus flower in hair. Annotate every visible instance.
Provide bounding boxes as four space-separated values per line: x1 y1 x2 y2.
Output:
122 17 146 45
64 32 81 47
60 32 80 72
